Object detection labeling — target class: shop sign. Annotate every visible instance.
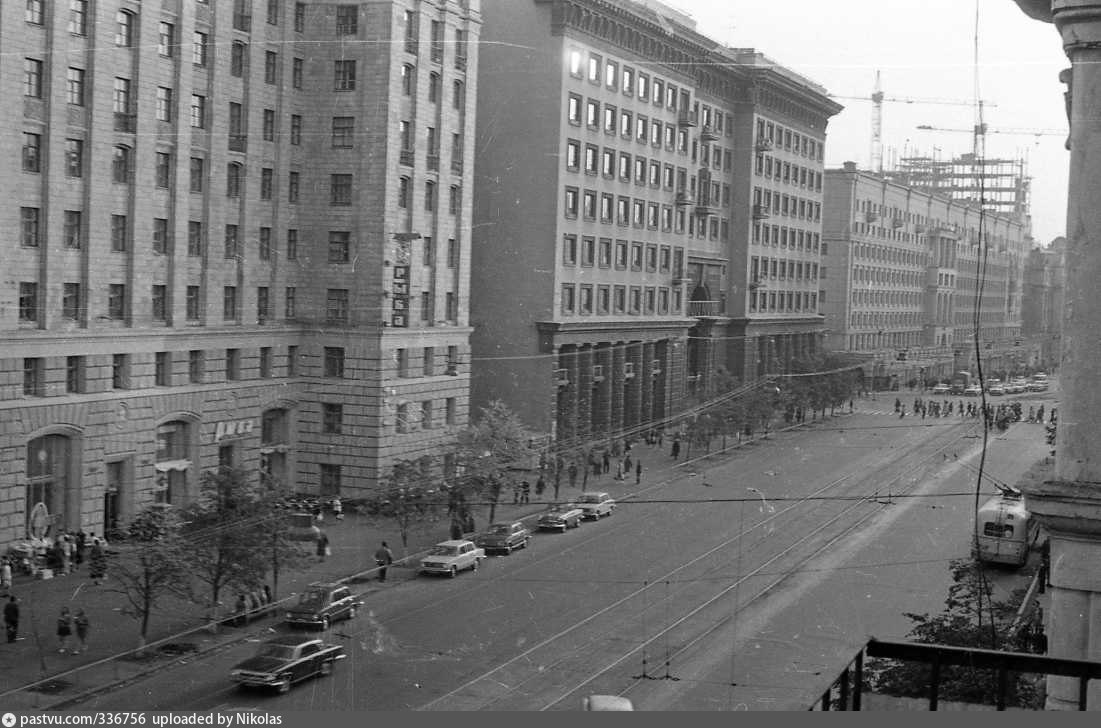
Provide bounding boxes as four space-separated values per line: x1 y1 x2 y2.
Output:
215 418 255 441
391 265 410 328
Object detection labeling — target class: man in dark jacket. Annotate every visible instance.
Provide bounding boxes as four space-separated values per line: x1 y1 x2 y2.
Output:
374 542 394 582
4 595 19 643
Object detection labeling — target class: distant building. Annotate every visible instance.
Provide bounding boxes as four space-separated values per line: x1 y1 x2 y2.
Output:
1021 237 1066 371
822 162 1030 387
470 0 839 450
0 0 480 544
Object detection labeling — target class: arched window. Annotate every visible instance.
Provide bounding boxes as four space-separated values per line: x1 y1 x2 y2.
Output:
155 420 193 505
26 434 74 536
112 145 132 183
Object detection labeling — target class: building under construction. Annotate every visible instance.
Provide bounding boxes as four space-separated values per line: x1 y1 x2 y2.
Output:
884 153 1031 219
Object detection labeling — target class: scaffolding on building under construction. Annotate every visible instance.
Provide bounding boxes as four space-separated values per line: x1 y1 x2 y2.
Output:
883 153 1031 219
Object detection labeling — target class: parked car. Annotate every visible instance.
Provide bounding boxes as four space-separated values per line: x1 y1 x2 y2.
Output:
475 521 530 554
537 504 584 531
577 491 616 519
1027 380 1049 392
284 583 361 630
230 636 346 693
420 539 484 577
930 383 951 395
964 384 983 397
988 385 1006 396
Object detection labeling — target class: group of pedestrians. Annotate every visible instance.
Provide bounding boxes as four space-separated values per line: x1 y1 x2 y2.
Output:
1 596 92 655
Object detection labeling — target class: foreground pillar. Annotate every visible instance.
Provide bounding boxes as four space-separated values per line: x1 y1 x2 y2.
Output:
1012 0 1101 710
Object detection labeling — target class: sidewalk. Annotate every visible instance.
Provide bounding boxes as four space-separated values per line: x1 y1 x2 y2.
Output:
0 434 731 711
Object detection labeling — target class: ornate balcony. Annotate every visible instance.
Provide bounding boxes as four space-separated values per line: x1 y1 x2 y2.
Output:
687 300 723 317
677 109 698 127
675 191 695 207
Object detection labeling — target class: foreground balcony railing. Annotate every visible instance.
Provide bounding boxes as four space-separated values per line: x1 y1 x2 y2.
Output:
813 638 1101 711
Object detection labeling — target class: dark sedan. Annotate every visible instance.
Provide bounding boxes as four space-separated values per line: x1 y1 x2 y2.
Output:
537 504 584 531
284 583 361 630
230 637 346 693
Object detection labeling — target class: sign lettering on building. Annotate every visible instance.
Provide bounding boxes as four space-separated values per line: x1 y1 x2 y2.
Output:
215 418 255 441
391 265 410 328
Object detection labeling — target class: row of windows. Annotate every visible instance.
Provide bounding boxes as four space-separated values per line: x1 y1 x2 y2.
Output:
748 290 819 314
851 290 926 308
562 235 683 273
852 267 925 287
752 187 822 222
750 257 820 284
566 94 728 162
852 242 927 266
849 312 925 329
561 284 682 317
751 223 822 252
756 118 824 161
564 140 732 203
323 396 460 434
15 279 460 330
400 65 467 108
561 186 730 241
755 155 824 191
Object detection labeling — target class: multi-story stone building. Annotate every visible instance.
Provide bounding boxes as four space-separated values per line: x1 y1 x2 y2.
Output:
0 0 480 545
821 162 1030 386
470 0 839 449
1022 236 1066 371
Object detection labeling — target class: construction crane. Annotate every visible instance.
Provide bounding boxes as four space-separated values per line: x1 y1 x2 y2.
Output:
915 123 1064 138
831 70 995 173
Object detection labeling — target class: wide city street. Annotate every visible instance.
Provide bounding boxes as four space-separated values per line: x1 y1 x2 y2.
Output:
70 387 1057 711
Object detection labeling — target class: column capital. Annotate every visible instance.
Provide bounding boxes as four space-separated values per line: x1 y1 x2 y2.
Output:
1016 1 1101 48
1021 478 1101 541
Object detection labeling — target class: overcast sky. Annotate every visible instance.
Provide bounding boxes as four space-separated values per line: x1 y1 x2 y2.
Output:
671 0 1069 245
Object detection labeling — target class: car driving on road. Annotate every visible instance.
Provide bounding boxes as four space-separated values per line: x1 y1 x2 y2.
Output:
537 504 584 531
420 539 484 577
284 583 361 631
474 521 531 554
230 636 346 693
577 491 616 519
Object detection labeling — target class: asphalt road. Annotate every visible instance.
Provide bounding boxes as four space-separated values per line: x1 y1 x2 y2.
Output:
72 389 1057 711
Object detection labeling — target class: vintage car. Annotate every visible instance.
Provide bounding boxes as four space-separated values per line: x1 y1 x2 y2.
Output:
964 384 983 397
474 521 531 554
230 636 346 693
576 491 616 519
420 539 484 577
537 504 584 531
930 383 951 395
284 582 362 630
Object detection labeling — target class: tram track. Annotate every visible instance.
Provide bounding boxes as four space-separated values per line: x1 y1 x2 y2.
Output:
420 419 978 711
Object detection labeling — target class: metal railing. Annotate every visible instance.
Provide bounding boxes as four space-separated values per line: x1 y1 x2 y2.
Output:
687 300 723 317
813 638 1101 711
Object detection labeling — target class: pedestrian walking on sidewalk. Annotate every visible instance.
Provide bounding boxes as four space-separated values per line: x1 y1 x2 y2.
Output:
635 460 642 484
535 476 546 498
89 538 107 585
602 450 610 474
374 542 394 582
56 607 73 653
568 462 578 488
4 596 18 643
623 454 632 474
73 609 89 654
316 531 330 562
671 439 681 460
74 530 86 569
521 480 531 504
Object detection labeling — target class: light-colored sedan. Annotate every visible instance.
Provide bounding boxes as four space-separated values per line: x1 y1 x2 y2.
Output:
537 504 584 531
419 540 484 578
577 491 616 519
964 384 983 397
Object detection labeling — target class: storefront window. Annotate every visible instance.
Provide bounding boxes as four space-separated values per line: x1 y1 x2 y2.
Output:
260 409 289 487
155 420 192 504
26 434 70 536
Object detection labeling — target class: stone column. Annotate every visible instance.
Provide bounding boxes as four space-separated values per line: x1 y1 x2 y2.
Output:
611 342 626 434
559 345 579 446
626 341 644 428
1011 0 1101 710
576 344 593 444
592 343 612 437
641 341 655 427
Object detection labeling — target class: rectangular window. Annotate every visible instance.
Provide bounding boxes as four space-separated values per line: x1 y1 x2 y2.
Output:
189 350 204 383
23 358 43 396
295 3 305 32
27 0 44 25
111 215 128 252
60 210 82 250
258 227 272 261
152 218 169 254
257 286 270 322
190 95 206 129
285 287 297 318
323 403 344 434
332 116 354 147
331 174 353 206
223 286 238 321
66 356 85 393
111 353 130 390
24 58 43 98
287 229 298 260
155 351 170 386
262 109 275 141
293 57 303 88
158 22 175 57
18 282 38 323
108 284 126 320
187 222 203 257
155 152 172 188
336 5 358 34
289 172 300 202
69 0 88 35
328 231 350 263
231 42 246 77
224 224 239 258
62 283 81 320
260 168 273 200
320 464 341 496
264 51 278 84
65 138 83 177
186 286 200 320
561 284 576 314
324 347 345 378
193 31 208 66
21 207 40 248
225 348 240 381
334 60 356 90
326 289 349 323
22 133 41 172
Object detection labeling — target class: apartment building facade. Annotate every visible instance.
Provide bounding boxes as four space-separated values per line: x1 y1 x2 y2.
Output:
1022 236 1066 371
0 0 480 545
470 0 839 449
821 163 1029 385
